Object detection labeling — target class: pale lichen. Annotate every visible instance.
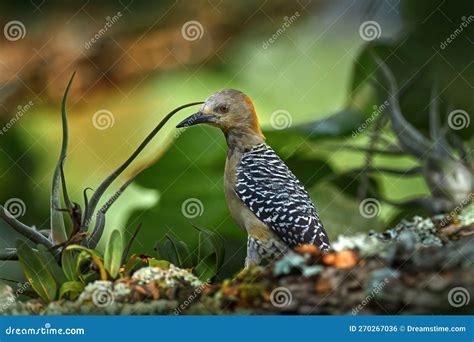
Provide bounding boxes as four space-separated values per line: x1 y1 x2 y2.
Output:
332 215 445 258
459 203 474 226
77 280 130 307
381 216 442 246
0 284 15 311
273 254 306 276
132 265 202 288
332 233 385 256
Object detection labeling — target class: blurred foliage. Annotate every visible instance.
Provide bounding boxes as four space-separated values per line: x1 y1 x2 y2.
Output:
126 126 245 279
271 0 473 221
155 227 225 282
1 0 472 279
2 78 215 300
16 231 112 302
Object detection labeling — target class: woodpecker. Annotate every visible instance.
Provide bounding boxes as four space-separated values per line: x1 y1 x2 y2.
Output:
177 89 330 267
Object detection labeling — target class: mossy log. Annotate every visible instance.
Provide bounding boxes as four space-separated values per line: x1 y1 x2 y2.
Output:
1 211 473 315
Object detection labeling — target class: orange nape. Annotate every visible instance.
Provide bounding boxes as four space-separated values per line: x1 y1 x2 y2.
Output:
244 95 264 138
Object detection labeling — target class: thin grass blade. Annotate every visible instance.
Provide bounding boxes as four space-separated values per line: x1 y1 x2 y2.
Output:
50 72 76 244
121 223 142 264
104 229 123 278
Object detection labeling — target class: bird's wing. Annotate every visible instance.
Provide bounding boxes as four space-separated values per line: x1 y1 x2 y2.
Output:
235 143 330 250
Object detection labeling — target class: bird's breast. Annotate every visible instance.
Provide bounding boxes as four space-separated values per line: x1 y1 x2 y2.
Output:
224 150 246 230
224 150 272 239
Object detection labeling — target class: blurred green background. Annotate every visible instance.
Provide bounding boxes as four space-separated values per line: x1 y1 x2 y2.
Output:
0 0 472 279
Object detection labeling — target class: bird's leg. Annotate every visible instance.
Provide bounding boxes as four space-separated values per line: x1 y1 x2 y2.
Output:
245 236 263 268
245 235 292 268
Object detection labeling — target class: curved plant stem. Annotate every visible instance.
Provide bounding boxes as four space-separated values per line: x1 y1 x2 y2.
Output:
51 72 75 244
0 205 54 248
59 157 73 212
81 101 203 231
372 53 436 160
0 250 18 261
121 223 142 264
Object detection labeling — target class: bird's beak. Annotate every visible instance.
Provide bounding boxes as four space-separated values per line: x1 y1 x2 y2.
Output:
176 111 216 128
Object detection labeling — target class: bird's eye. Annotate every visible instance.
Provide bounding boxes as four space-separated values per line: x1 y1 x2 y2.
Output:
218 104 229 113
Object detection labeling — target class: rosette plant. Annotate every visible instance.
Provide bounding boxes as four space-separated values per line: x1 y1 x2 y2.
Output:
0 73 205 301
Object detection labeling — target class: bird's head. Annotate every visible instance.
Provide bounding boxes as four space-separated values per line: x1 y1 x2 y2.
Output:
176 89 264 140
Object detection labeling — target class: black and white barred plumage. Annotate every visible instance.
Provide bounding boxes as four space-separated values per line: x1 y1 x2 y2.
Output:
236 143 330 251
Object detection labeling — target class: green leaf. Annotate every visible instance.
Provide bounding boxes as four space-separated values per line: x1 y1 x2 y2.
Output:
165 234 192 268
194 254 217 282
148 259 170 269
59 281 84 300
15 240 57 302
104 229 124 278
193 227 224 281
178 241 193 267
155 239 178 265
50 72 75 244
65 244 107 280
65 244 103 258
196 228 224 270
121 223 142 265
123 254 147 276
36 245 66 285
61 249 78 281
75 251 96 283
